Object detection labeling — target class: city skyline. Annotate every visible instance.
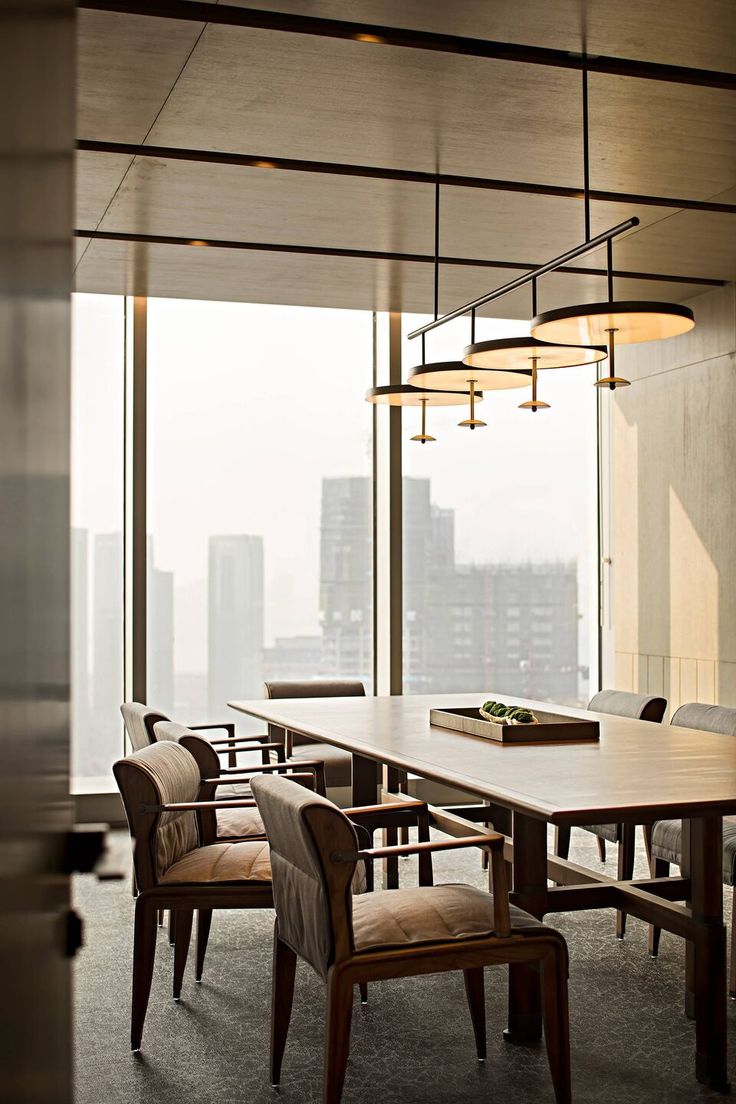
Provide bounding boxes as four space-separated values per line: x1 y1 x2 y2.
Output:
72 473 585 779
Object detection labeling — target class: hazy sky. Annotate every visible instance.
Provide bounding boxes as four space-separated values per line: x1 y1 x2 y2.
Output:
71 294 598 674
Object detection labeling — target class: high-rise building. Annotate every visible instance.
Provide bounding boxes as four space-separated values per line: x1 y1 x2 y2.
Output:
147 536 174 714
319 477 372 685
208 534 264 717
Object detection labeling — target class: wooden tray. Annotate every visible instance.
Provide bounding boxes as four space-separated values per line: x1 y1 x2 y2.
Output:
429 706 600 744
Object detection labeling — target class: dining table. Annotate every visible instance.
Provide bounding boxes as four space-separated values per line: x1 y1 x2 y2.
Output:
229 690 736 1092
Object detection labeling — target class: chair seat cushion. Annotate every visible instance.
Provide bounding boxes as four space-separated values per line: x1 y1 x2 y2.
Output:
290 742 352 789
351 883 541 953
651 817 736 886
216 806 265 839
159 840 271 884
216 781 251 800
582 822 619 843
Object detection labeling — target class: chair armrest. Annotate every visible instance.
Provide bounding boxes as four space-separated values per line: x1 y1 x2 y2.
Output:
190 723 237 739
342 799 427 818
207 734 268 746
213 741 284 755
338 834 503 862
212 759 326 781
140 799 257 812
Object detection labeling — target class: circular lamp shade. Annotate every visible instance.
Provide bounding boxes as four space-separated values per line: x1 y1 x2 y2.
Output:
530 301 695 346
463 336 606 371
365 384 482 407
409 359 530 392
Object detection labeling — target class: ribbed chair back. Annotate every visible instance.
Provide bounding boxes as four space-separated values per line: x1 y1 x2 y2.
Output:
251 773 358 977
120 701 169 752
671 702 736 736
588 689 667 724
114 741 201 891
263 680 364 746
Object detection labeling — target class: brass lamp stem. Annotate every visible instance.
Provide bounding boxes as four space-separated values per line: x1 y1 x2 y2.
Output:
595 326 630 390
519 355 549 412
458 378 487 430
421 396 427 439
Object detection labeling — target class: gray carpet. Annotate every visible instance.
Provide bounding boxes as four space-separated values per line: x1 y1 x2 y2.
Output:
74 829 733 1104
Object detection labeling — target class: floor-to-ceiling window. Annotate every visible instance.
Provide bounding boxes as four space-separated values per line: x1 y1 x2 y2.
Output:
70 293 125 788
402 313 599 705
147 300 374 727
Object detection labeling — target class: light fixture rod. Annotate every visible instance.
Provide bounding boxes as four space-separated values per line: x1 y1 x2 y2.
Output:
433 176 440 322
607 238 614 300
582 61 591 243
407 216 639 339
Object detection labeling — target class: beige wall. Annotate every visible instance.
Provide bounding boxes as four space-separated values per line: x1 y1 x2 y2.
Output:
611 283 736 718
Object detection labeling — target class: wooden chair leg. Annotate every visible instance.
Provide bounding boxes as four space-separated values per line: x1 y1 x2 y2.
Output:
643 823 653 865
648 857 670 957
131 896 158 1051
157 909 165 927
615 824 635 940
271 930 297 1087
173 909 193 1001
596 836 606 863
730 886 736 1000
541 942 572 1104
463 967 486 1061
323 969 354 1104
358 982 368 1005
168 908 176 947
195 908 212 983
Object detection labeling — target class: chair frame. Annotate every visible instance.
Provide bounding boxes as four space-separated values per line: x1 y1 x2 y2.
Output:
260 793 571 1104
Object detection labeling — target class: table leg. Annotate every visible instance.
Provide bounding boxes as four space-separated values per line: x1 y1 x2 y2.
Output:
681 820 695 1020
688 815 729 1092
505 811 548 1043
352 753 379 807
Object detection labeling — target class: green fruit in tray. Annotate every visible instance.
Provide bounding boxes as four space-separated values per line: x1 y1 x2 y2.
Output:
481 700 537 725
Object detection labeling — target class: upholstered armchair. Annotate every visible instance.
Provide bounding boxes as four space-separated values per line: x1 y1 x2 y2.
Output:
251 773 572 1104
263 680 366 806
121 700 284 769
647 702 736 994
113 741 274 1051
554 689 667 938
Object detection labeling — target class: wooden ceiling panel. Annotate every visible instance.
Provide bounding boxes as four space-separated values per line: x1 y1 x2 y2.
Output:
147 25 584 186
77 9 205 143
73 235 713 319
216 0 736 74
588 76 736 200
75 150 132 228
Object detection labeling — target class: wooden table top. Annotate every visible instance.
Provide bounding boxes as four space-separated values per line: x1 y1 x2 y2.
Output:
229 692 736 825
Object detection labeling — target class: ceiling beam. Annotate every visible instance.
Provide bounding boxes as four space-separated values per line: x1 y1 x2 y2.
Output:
73 229 725 287
77 139 736 216
79 1 736 90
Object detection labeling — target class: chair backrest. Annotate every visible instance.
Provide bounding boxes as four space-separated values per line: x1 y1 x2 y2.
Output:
113 741 201 891
263 680 365 746
671 702 736 736
120 701 170 752
251 773 358 977
588 689 667 724
154 720 222 842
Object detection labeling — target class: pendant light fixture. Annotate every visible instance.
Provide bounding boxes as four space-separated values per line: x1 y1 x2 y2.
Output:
365 384 483 443
530 238 694 390
462 280 606 412
530 62 694 389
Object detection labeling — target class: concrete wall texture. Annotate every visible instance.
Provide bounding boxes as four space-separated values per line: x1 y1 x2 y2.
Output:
611 283 736 718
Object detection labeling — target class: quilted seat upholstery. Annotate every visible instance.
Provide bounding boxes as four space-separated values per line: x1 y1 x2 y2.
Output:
216 806 266 839
159 839 271 884
352 883 541 953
